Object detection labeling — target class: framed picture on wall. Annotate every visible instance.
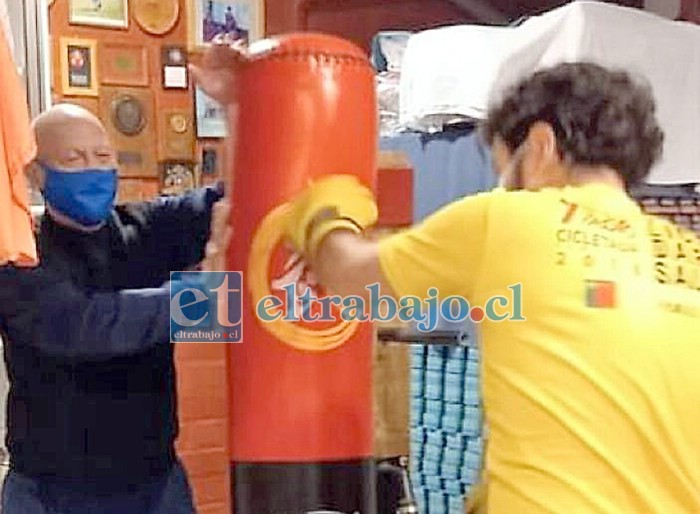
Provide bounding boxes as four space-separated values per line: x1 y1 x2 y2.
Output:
99 43 149 87
194 86 228 138
188 0 264 49
161 46 189 89
68 0 129 29
60 37 99 97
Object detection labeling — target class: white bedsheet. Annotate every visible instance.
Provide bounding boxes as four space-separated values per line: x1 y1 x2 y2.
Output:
399 1 700 184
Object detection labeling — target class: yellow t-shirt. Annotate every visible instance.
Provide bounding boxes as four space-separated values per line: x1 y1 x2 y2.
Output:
379 184 700 513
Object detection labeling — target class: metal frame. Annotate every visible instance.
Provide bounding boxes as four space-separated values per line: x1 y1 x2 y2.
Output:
5 0 51 207
14 0 52 118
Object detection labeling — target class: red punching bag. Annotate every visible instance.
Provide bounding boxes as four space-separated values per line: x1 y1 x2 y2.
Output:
227 33 377 514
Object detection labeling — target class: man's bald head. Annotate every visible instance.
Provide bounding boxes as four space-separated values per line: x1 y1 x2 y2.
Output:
29 104 119 231
31 104 116 173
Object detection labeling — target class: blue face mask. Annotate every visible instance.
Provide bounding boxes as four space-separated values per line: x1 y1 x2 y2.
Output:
41 164 118 227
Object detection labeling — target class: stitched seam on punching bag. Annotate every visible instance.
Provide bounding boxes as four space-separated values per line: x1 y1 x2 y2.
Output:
252 51 371 68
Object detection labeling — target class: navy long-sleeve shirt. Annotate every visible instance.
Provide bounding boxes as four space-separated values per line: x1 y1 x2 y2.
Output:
0 184 223 493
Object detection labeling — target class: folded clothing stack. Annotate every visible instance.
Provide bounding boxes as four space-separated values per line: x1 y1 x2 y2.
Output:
410 345 485 513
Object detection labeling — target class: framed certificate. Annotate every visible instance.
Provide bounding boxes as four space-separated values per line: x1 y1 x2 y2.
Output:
68 0 129 29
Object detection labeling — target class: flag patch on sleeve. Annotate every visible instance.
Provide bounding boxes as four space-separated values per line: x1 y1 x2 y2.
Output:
586 280 617 308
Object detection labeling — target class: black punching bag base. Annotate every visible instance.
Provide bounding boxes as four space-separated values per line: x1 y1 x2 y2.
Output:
232 459 376 514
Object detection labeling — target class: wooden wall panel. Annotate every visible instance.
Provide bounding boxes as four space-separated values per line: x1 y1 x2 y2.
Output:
265 0 305 36
58 95 99 116
302 0 471 51
265 0 472 50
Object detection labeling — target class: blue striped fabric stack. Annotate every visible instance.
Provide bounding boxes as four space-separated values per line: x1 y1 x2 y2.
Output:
410 345 484 514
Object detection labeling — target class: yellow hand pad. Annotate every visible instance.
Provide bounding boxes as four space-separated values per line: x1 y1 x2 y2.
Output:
285 174 378 256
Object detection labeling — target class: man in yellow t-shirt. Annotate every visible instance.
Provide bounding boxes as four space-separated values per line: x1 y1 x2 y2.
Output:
284 63 700 513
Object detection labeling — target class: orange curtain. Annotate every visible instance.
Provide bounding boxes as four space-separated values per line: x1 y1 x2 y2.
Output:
0 17 37 267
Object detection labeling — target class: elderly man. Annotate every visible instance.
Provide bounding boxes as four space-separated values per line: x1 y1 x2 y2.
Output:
197 48 700 513
0 104 223 514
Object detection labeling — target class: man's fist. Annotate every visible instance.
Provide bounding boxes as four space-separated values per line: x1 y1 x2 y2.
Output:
189 36 247 106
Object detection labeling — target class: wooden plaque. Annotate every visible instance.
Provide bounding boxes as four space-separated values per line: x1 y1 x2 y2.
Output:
158 109 195 160
99 43 149 87
99 86 157 178
112 95 146 136
133 0 181 35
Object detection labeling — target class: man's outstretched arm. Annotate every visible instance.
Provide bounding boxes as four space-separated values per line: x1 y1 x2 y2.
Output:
285 175 490 303
0 267 172 361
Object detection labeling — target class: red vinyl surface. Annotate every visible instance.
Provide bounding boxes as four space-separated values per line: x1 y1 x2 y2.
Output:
227 33 376 462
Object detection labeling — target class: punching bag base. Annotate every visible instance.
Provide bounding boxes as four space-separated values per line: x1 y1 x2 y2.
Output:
232 459 376 514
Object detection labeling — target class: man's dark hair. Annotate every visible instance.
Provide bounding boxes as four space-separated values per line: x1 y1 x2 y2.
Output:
482 62 664 187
